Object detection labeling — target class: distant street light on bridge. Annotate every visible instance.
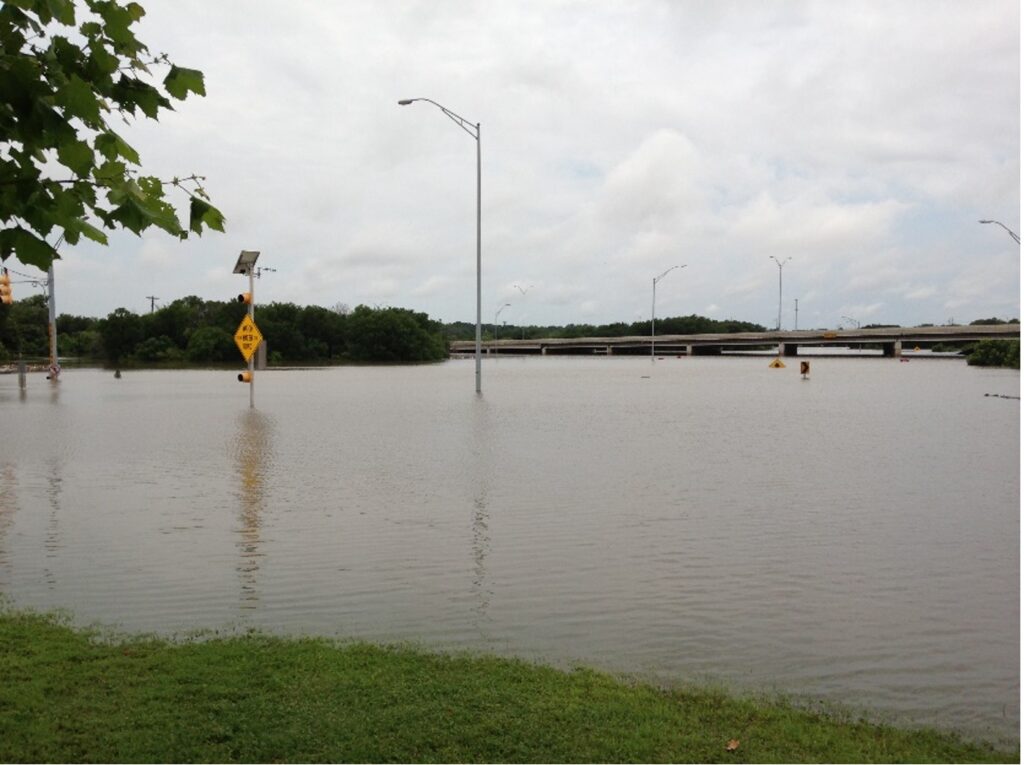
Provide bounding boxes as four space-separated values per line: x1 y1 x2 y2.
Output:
652 265 686 362
495 303 511 344
769 256 792 331
979 219 1021 245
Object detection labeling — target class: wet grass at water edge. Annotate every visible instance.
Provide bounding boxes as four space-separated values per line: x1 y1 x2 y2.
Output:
0 610 1016 763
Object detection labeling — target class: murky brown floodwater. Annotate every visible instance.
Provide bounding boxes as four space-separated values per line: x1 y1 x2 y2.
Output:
0 356 1018 744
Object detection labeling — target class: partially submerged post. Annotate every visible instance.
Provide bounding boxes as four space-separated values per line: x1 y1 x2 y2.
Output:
233 250 261 409
47 265 59 382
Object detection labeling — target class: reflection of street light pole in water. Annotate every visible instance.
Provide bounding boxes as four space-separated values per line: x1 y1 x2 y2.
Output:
469 398 493 633
233 409 274 610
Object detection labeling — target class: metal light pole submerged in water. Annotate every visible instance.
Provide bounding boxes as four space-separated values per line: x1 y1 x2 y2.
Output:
399 97 482 394
47 265 59 381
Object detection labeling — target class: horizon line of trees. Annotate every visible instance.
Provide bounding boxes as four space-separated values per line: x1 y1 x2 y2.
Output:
0 296 447 365
0 295 1018 366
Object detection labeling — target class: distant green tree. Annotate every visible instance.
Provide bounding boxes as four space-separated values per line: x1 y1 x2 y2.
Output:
133 334 178 361
966 339 1020 369
59 328 102 357
185 325 234 363
0 292 49 357
298 305 346 359
144 298 200 349
0 0 224 272
98 306 142 362
346 306 445 362
56 312 97 334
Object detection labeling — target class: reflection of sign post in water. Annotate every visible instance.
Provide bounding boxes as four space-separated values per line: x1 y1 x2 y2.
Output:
233 250 261 408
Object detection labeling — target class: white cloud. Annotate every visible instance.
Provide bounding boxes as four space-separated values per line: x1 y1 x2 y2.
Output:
23 0 1018 329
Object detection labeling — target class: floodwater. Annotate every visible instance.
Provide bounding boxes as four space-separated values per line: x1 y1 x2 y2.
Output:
0 357 1018 745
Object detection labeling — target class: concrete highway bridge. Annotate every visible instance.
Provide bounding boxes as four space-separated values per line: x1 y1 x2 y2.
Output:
450 323 1020 357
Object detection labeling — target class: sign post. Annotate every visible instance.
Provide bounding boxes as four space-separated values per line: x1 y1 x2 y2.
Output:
232 250 261 408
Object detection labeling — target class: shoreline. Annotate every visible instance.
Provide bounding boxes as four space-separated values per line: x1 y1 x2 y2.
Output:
0 610 1015 763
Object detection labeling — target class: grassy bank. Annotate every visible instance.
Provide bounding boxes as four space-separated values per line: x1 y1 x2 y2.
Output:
0 611 1014 763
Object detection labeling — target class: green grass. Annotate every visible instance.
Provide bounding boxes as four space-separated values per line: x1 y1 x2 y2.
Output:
0 610 1015 763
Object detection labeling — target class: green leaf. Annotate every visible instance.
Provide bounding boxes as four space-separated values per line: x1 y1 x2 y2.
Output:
73 218 110 245
108 197 148 234
95 0 145 56
86 38 120 77
0 227 60 271
59 75 102 123
94 131 139 164
94 159 127 183
189 196 225 234
163 65 206 100
45 0 76 25
56 138 94 176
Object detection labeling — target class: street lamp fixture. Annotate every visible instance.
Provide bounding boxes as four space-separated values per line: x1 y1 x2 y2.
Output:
400 97 483 393
979 219 1021 245
652 265 686 362
769 256 792 331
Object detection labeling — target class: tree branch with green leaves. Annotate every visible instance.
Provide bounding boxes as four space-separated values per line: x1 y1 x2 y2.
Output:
0 0 225 271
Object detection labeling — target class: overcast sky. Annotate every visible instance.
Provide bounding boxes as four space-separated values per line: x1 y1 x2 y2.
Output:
24 0 1022 328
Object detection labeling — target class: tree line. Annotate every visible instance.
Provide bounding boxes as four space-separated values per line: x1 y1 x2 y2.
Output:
0 297 447 365
0 298 769 366
1 296 1018 367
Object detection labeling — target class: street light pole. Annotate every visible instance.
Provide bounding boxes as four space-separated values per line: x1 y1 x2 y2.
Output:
495 303 511 344
651 265 686 362
769 256 792 331
979 219 1021 244
399 97 483 394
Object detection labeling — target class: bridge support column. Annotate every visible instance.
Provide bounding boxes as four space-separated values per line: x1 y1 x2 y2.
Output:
881 341 902 358
541 346 547 356
686 345 693 356
606 346 613 355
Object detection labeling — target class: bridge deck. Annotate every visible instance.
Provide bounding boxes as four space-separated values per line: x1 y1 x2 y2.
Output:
450 324 1020 356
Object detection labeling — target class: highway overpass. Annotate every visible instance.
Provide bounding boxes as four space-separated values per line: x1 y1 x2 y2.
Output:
450 323 1021 357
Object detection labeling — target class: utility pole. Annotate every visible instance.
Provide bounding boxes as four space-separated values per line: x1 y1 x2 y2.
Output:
794 298 799 330
47 265 59 382
146 296 159 313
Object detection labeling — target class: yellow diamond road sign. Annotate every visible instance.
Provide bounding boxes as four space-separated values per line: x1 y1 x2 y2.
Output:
234 316 263 362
